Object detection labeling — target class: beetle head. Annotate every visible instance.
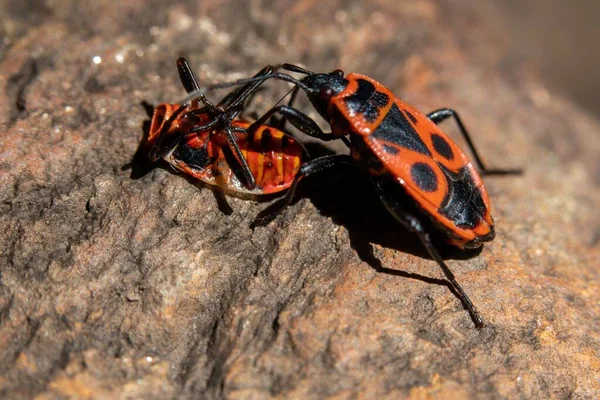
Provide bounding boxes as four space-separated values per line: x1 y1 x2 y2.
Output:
299 69 348 120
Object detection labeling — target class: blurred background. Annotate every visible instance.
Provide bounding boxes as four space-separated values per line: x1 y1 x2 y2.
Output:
495 0 600 117
1 0 599 118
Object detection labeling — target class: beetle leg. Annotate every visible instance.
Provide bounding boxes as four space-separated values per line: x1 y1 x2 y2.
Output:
246 105 352 149
178 57 275 115
180 60 280 189
247 105 335 141
177 58 201 94
250 154 352 228
177 58 220 113
427 108 522 176
373 177 485 329
222 124 256 190
220 65 275 110
214 67 279 189
270 88 352 150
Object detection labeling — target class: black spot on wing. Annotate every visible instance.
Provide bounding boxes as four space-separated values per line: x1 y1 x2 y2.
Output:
344 79 390 123
371 91 390 108
371 103 431 156
431 133 454 160
438 166 486 229
411 162 438 192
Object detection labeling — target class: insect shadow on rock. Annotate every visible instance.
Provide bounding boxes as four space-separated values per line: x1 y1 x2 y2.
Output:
263 152 484 289
122 101 156 178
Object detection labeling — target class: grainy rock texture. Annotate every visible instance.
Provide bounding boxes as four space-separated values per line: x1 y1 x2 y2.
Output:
1 1 599 399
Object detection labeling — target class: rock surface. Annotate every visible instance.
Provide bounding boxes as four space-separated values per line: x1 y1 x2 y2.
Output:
1 1 599 399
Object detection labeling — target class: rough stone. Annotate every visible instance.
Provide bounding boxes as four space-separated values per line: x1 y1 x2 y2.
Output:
0 1 599 399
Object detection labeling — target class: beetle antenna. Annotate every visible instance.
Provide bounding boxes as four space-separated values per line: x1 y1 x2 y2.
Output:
179 72 310 105
281 64 314 75
272 86 297 108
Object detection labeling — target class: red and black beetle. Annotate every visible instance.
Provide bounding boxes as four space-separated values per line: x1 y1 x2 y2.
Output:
189 65 521 328
148 103 303 195
148 58 303 195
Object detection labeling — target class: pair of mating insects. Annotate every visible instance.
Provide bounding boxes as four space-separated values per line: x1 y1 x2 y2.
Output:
148 58 520 329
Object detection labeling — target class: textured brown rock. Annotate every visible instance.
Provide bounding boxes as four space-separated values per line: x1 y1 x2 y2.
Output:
1 1 599 399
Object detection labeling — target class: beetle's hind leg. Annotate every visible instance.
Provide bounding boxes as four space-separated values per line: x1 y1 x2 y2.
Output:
372 176 485 329
250 154 352 228
427 108 522 176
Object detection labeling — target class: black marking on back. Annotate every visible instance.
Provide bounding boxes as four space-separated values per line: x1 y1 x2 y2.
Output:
172 138 212 169
371 104 431 156
344 79 390 123
438 166 486 229
261 128 273 150
404 110 418 124
411 162 438 192
431 133 454 161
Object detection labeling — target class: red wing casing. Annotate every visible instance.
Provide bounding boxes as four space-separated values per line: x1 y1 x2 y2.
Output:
329 73 494 248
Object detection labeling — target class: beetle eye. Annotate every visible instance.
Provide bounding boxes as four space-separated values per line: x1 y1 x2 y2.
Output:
319 85 334 100
333 69 344 77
